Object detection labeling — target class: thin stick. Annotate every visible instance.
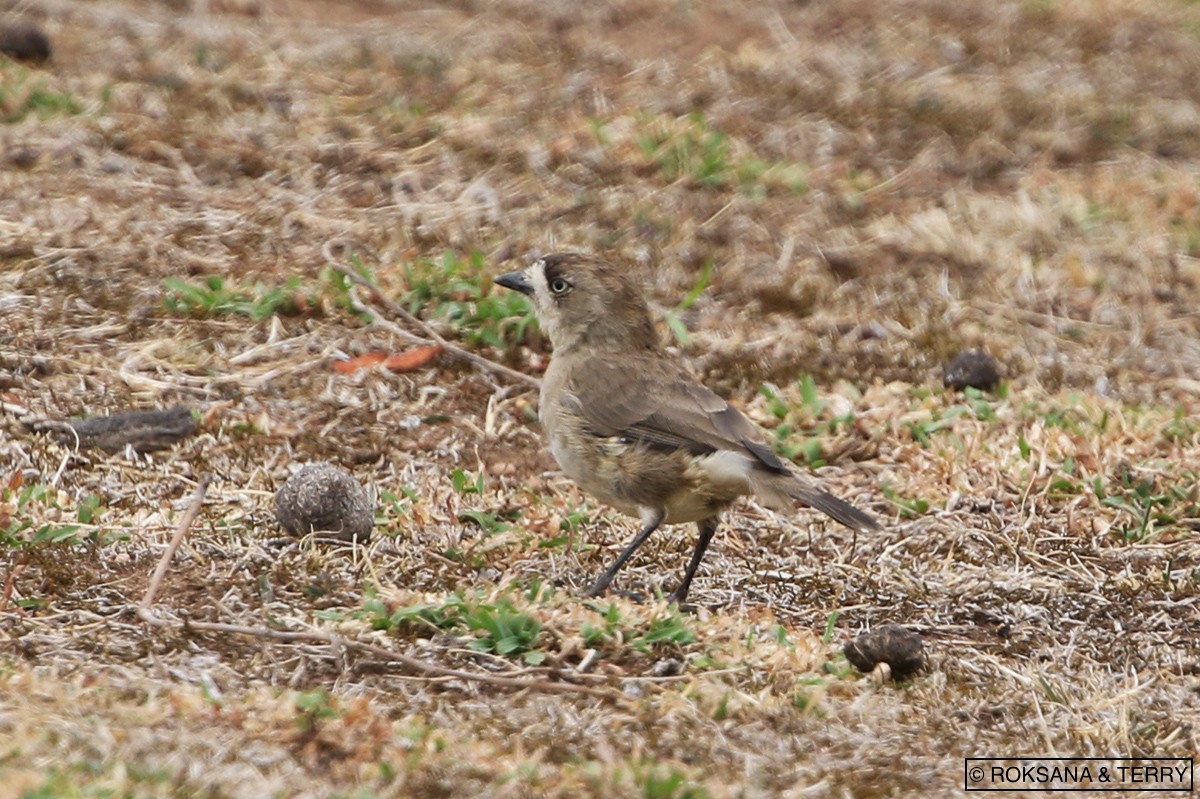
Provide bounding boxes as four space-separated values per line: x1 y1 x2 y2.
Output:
0 564 25 613
322 240 540 388
138 474 213 612
138 615 620 699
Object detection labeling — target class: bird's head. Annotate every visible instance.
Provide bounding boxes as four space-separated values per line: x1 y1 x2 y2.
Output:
494 253 659 353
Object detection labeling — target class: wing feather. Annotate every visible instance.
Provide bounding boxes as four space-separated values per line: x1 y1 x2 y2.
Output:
565 360 783 471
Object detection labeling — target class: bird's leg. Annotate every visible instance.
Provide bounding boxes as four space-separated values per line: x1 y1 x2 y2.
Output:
585 508 665 597
668 516 719 605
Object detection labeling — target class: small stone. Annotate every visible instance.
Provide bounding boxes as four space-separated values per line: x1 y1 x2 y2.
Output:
943 349 1001 391
844 624 924 680
0 23 52 64
650 658 684 677
274 462 373 543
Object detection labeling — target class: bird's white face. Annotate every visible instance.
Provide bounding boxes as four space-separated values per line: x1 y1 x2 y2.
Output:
524 258 560 323
494 257 581 349
493 252 656 353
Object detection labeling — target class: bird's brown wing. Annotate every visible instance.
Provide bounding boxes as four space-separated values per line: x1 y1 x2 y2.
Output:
563 357 880 532
564 358 785 472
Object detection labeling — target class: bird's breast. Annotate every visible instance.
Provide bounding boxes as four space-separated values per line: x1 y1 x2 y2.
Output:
541 399 640 517
541 402 751 525
548 431 644 518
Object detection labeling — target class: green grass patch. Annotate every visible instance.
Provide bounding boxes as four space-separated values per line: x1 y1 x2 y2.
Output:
0 483 117 553
163 275 312 319
1095 470 1199 543
663 258 713 346
582 602 697 654
400 250 536 351
0 63 85 123
361 590 546 664
759 376 858 467
880 484 931 519
634 112 807 196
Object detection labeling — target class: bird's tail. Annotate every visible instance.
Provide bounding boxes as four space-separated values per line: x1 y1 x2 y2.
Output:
749 469 880 532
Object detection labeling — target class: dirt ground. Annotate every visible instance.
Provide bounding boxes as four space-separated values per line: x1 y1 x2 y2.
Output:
1 0 1199 796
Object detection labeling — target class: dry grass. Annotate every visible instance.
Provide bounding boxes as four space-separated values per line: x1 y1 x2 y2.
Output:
2 0 1199 796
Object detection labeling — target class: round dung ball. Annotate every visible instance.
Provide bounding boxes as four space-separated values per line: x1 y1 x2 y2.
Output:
844 623 925 680
943 349 1001 392
274 462 373 543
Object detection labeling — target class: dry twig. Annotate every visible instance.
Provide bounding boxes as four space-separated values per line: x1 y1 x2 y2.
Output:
227 621 619 698
322 240 540 388
138 473 214 614
139 597 622 699
131 464 615 699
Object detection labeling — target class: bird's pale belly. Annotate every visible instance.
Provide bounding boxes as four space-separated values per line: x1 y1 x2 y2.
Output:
547 431 643 517
547 427 745 525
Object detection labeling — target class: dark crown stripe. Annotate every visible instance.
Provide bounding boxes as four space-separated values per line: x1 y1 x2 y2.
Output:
541 255 574 286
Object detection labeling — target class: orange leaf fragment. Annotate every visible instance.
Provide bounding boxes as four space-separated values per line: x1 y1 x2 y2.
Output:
334 353 387 374
382 345 443 372
334 345 443 374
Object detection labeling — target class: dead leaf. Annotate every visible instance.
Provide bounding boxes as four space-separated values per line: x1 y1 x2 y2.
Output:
334 346 442 374
382 345 443 371
334 353 387 374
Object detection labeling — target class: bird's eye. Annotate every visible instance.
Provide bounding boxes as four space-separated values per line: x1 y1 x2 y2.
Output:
549 278 570 294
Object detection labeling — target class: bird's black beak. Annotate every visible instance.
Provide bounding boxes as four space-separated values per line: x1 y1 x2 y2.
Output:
493 270 533 296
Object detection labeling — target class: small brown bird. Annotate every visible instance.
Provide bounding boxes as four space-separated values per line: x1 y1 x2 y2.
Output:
494 253 879 604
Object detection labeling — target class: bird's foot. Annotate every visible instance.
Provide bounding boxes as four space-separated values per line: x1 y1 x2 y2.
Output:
586 587 647 604
584 580 649 604
666 591 698 614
